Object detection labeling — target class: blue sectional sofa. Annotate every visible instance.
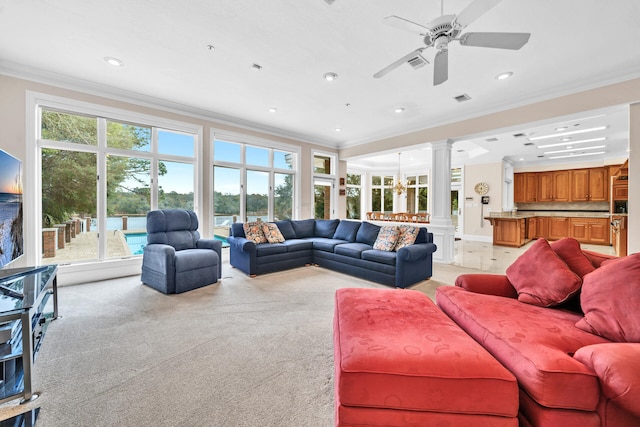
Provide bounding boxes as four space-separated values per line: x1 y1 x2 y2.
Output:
227 219 437 288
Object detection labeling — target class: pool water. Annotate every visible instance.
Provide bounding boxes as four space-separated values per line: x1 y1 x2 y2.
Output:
124 233 229 255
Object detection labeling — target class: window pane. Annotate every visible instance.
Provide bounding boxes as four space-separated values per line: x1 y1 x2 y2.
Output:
371 188 381 211
274 173 293 220
246 170 269 221
158 161 194 210
106 155 151 258
372 176 381 186
346 187 361 219
214 166 240 237
274 151 294 170
246 145 269 167
314 181 331 219
41 110 97 145
106 120 150 151
407 188 416 213
214 140 241 163
41 148 98 263
158 130 195 157
383 188 393 212
418 187 428 211
346 173 361 185
407 176 417 186
383 176 394 186
451 168 461 183
418 175 428 185
314 155 331 174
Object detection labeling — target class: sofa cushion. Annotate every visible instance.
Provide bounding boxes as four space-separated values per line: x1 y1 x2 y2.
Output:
261 222 285 243
356 221 381 246
291 219 316 238
373 226 399 251
282 239 313 252
436 286 609 411
395 225 419 251
255 243 287 256
308 238 349 252
506 238 582 307
333 220 361 242
550 238 596 278
275 220 296 240
230 222 245 238
576 253 640 342
243 221 267 244
335 243 372 259
361 249 396 266
315 219 339 238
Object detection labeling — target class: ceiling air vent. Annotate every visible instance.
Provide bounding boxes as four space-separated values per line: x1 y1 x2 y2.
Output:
523 142 534 146
407 56 427 69
453 94 471 102
537 155 545 158
485 137 498 142
513 132 526 138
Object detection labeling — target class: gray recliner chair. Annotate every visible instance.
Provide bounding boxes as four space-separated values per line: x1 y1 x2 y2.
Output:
141 209 222 294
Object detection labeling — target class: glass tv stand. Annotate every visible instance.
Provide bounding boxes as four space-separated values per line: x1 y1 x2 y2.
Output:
0 265 58 405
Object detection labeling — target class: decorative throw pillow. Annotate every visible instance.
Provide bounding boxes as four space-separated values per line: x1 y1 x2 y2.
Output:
505 238 582 307
394 225 419 251
576 253 640 342
550 238 596 279
243 220 267 244
373 226 400 251
261 222 285 243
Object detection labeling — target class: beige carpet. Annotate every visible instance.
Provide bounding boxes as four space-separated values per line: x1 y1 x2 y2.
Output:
0 255 480 426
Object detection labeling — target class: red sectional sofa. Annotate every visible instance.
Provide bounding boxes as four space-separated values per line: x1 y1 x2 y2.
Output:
436 238 640 427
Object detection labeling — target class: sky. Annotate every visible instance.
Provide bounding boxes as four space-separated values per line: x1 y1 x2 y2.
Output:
0 149 22 194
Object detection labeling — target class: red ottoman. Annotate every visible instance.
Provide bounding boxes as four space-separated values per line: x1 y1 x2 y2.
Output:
334 288 518 427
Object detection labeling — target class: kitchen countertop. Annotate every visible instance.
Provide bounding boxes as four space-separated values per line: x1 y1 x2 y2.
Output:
486 211 611 219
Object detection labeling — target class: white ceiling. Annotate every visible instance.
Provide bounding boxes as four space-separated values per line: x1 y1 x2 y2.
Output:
1 0 639 170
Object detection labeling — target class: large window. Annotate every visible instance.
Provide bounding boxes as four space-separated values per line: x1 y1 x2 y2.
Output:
346 173 361 219
213 135 297 232
406 174 429 213
371 175 394 212
38 106 199 265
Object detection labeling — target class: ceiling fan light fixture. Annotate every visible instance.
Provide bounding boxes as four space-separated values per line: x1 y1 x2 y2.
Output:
323 72 338 81
496 71 513 80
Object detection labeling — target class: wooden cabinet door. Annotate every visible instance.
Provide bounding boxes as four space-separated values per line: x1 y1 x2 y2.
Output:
612 183 628 200
588 168 609 201
538 172 554 202
588 219 610 244
525 173 538 202
536 217 549 239
494 220 519 246
570 169 589 201
514 173 526 203
569 218 589 243
553 171 571 202
527 217 537 240
548 217 569 240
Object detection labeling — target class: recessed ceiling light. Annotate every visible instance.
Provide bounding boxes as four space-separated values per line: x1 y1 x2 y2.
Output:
561 137 572 141
268 107 277 113
324 72 338 81
555 126 569 131
496 71 513 80
335 128 342 132
518 157 524 161
394 107 405 113
537 136 606 149
527 126 607 141
104 57 124 67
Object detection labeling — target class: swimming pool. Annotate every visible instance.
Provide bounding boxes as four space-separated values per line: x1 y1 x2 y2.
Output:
124 233 229 255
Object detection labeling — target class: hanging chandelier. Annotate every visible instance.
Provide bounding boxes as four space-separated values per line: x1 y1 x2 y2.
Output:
393 153 407 195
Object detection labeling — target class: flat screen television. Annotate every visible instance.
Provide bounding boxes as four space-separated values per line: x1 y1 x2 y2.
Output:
0 148 24 270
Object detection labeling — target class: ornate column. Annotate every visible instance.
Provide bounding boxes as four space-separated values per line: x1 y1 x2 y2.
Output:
428 140 455 263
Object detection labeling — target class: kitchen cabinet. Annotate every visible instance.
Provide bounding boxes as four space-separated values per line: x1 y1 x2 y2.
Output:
612 180 628 200
547 217 569 241
486 217 527 247
569 217 610 245
514 173 538 203
570 168 608 202
527 216 548 240
538 171 570 202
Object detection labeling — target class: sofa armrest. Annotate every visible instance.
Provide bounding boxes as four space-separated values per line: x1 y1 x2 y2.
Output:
454 274 518 298
397 242 437 262
574 343 640 418
142 243 176 272
227 236 256 253
197 238 223 277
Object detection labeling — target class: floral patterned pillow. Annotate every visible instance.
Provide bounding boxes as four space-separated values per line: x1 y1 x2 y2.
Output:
373 226 400 251
262 222 285 243
394 225 419 251
243 220 267 244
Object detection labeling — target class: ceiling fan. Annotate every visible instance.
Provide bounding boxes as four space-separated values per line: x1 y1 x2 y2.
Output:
373 0 531 85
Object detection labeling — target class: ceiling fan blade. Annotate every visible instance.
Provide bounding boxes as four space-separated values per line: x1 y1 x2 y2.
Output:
454 0 502 29
374 48 426 79
459 32 531 49
383 15 429 34
433 49 448 86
